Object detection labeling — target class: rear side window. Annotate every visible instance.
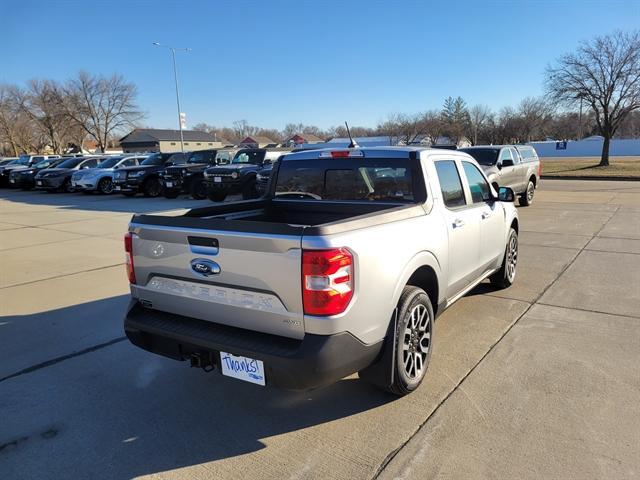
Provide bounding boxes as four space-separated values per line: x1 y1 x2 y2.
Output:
434 161 466 208
462 162 491 203
517 147 537 162
499 149 512 163
275 159 418 202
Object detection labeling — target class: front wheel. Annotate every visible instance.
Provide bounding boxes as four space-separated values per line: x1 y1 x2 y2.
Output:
208 190 226 202
385 286 434 396
163 188 179 199
490 227 518 288
190 179 208 200
59 179 73 193
97 177 114 194
518 180 535 206
143 178 162 197
241 181 258 200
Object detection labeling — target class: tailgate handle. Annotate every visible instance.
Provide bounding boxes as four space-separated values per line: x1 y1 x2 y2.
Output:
188 236 219 255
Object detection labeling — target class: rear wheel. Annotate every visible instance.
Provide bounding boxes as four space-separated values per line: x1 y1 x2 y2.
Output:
518 180 535 206
190 179 208 200
97 177 114 194
383 286 434 396
490 227 518 288
143 178 162 197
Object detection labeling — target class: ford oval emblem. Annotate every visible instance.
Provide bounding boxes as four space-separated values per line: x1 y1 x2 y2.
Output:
191 258 221 276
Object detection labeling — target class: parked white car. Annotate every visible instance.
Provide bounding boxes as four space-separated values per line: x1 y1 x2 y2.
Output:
72 155 148 194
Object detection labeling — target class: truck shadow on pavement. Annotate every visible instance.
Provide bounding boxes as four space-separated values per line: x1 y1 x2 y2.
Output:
0 295 396 478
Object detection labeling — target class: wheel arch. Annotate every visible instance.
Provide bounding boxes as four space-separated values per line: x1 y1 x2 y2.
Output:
391 252 443 319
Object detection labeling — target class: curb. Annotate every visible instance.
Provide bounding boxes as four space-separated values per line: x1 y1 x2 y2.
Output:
541 175 640 181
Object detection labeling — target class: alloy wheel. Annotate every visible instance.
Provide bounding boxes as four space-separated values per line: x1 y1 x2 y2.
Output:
402 304 431 379
506 233 518 282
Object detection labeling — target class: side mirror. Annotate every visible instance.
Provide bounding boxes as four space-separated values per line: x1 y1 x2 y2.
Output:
498 186 515 202
497 162 503 170
502 159 514 167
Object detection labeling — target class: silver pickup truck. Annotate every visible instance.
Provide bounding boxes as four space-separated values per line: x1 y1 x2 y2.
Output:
123 147 519 395
459 145 541 206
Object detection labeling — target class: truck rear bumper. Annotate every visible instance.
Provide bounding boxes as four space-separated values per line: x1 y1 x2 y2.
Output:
124 300 384 391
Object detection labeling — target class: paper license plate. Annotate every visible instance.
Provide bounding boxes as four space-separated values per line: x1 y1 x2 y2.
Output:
165 181 173 188
9 179 15 183
214 177 222 183
220 351 265 386
115 185 121 191
36 181 43 186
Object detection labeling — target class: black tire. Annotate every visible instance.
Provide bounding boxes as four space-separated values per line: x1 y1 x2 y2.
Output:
97 177 114 194
142 178 162 197
241 181 258 200
163 189 179 199
208 190 226 202
518 179 535 206
59 179 73 193
122 191 136 197
490 227 518 288
190 179 208 200
385 286 434 396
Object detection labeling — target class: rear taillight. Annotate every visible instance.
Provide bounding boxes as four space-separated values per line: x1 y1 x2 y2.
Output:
302 248 353 316
538 161 542 177
124 232 136 284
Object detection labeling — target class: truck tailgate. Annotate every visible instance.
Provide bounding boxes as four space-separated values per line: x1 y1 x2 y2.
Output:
129 222 304 339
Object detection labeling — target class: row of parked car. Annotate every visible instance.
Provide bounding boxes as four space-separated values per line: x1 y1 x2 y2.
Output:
0 144 541 206
0 147 284 201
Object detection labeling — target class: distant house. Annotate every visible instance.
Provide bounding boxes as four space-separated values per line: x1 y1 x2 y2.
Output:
239 136 278 148
119 129 223 153
286 133 325 146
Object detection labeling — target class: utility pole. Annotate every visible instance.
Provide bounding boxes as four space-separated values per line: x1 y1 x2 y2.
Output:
153 43 191 153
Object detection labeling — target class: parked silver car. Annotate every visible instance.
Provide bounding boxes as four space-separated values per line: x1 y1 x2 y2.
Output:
459 145 541 206
123 147 519 395
72 155 148 194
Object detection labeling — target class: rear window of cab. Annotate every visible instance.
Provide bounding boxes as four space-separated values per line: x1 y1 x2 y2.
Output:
274 158 425 202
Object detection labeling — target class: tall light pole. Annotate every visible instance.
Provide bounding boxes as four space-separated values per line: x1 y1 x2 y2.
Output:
153 42 191 153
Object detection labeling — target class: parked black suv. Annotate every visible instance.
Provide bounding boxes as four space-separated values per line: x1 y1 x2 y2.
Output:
203 148 288 201
10 157 66 190
113 152 187 197
162 149 233 199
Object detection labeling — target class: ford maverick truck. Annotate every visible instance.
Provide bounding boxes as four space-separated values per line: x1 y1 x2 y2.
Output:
123 147 519 395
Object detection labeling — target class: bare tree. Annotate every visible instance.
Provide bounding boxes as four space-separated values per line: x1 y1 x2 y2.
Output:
62 72 144 153
17 79 82 154
546 30 640 166
378 113 425 145
516 97 554 142
469 104 492 145
232 119 259 139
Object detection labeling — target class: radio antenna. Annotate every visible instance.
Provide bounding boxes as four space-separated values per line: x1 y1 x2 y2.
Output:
345 121 359 149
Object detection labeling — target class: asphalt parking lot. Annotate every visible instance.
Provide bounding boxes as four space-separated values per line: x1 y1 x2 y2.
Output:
1 181 639 480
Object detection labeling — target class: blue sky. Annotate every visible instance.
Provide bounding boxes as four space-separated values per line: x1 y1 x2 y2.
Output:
2 0 638 130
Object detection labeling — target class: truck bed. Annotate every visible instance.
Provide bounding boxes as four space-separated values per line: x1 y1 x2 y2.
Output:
132 198 425 236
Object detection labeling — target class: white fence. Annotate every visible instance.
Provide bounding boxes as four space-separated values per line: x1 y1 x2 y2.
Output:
528 138 640 157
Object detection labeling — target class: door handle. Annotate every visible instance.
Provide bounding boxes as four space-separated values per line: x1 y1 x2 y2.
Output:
453 218 465 228
481 211 492 219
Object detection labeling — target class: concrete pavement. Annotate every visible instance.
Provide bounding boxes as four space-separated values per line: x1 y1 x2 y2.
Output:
0 181 638 479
